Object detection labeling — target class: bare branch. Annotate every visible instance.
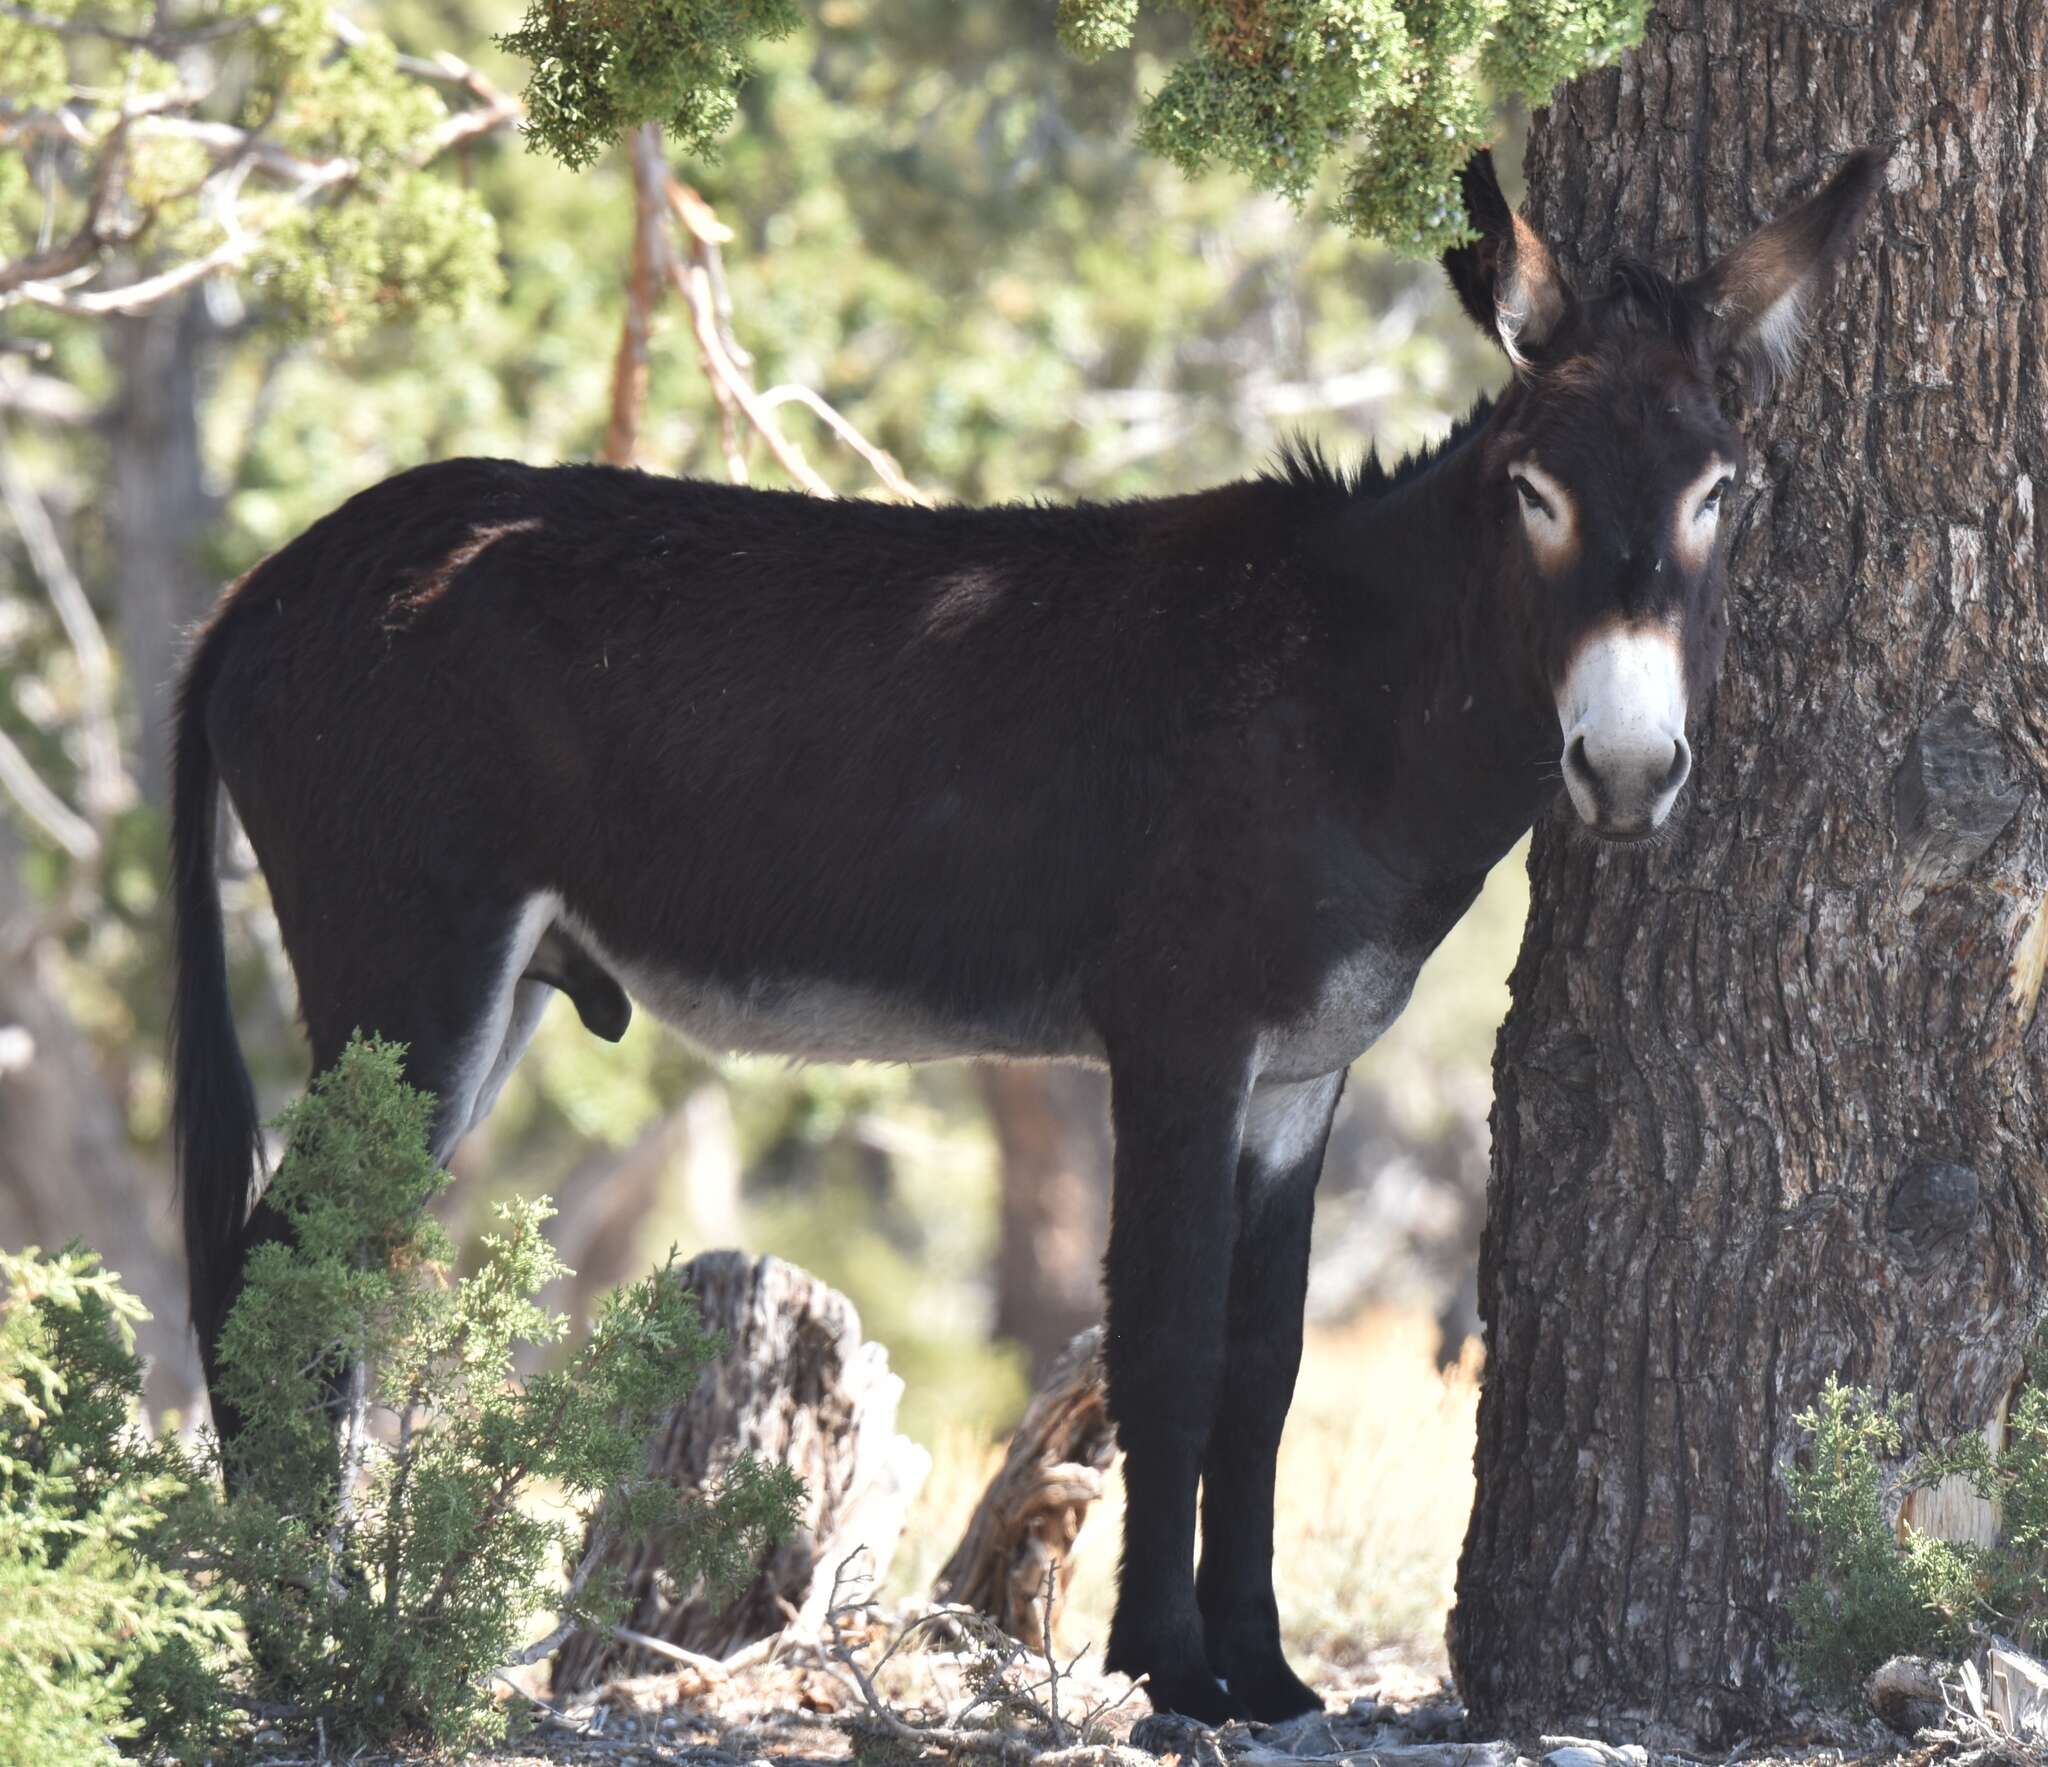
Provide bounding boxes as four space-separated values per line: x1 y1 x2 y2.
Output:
0 724 98 860
0 428 127 822
757 384 929 505
0 0 279 52
0 368 92 425
671 253 836 494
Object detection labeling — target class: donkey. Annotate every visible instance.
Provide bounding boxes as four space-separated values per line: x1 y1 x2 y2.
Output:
172 148 1882 1722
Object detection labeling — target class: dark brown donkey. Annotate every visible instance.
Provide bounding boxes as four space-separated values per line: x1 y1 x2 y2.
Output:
172 149 1882 1722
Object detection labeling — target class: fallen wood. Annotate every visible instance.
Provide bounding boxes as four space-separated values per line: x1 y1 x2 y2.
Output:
1988 1639 2048 1739
552 1250 929 1691
934 1325 1115 1653
1229 1744 1517 1767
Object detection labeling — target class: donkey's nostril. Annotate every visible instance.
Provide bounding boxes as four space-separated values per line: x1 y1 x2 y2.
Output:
1565 733 1592 785
1661 735 1692 796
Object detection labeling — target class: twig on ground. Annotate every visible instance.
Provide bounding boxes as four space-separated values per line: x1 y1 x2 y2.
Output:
798 1549 1132 1764
607 1624 732 1682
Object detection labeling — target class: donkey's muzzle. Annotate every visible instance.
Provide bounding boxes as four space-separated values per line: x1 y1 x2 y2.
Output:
1556 623 1692 840
1563 728 1691 839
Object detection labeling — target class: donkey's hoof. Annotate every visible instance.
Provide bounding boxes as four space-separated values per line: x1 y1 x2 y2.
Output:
1231 1660 1324 1724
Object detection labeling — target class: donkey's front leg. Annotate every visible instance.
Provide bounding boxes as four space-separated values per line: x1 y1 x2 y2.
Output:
1196 1070 1345 1721
1101 1051 1252 1724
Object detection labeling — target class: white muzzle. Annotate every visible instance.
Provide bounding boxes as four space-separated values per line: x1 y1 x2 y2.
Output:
1558 625 1691 838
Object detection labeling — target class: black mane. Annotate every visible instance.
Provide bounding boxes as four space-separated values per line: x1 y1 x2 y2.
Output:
1263 395 1494 502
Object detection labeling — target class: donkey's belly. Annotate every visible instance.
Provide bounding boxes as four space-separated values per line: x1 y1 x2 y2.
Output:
1258 939 1426 1083
568 917 1098 1066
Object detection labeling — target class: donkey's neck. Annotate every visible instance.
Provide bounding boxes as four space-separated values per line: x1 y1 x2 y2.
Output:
1331 426 1564 881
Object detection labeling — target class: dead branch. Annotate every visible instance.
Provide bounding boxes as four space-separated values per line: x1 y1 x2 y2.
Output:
807 1553 1140 1764
935 1327 1115 1654
588 129 927 501
0 427 128 825
0 0 280 52
0 724 97 860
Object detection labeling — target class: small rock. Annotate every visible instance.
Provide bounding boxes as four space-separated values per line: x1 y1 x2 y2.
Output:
1866 1654 1950 1735
1401 1700 1469 1742
1132 1712 1228 1762
1538 1738 1649 1767
1262 1714 1341 1756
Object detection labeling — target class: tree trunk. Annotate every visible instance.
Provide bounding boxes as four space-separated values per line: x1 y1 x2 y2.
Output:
109 295 216 808
982 1066 1111 1382
551 1251 930 1691
1453 6 2048 1745
0 828 204 1415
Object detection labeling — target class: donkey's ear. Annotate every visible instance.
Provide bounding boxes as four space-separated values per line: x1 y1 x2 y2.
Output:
1685 147 1887 392
1441 150 1573 368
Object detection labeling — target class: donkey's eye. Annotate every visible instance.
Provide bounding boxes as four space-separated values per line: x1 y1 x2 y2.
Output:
1698 475 1733 518
1512 474 1553 518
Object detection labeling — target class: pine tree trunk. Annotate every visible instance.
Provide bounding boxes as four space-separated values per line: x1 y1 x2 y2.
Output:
1452 6 2048 1744
982 1066 1110 1382
109 295 215 808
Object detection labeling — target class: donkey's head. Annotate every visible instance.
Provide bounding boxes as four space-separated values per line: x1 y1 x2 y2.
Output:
1443 147 1884 841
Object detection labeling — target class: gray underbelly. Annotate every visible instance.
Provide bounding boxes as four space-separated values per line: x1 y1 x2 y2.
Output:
569 916 1098 1066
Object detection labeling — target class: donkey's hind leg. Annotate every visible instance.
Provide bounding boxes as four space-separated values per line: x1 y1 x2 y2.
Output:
210 891 556 1397
1195 1070 1344 1722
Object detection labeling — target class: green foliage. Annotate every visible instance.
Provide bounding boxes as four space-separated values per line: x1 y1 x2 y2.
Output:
498 0 802 170
1923 1349 2048 1647
0 1247 237 1767
1785 1380 1977 1689
1788 1361 2048 1694
0 0 504 339
161 1032 804 1751
495 0 1641 251
1062 0 1648 253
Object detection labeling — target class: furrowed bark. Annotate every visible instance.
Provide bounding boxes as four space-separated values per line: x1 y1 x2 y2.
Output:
1453 5 2048 1743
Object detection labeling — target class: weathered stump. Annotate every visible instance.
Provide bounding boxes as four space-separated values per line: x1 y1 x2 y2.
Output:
552 1250 929 1691
935 1325 1115 1652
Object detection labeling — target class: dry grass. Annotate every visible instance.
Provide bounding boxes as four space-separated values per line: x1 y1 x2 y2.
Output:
892 1309 1480 1677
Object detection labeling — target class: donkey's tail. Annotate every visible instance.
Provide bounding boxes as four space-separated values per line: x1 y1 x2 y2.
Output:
170 615 262 1365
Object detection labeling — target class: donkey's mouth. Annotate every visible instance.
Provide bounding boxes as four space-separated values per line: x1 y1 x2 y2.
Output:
1584 820 1663 846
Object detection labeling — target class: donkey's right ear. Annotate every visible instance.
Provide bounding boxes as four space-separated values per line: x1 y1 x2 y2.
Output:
1441 150 1573 368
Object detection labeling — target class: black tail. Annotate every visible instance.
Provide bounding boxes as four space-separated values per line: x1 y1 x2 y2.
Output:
170 619 262 1371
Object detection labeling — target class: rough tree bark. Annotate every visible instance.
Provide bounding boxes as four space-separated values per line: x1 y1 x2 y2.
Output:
1452 5 2048 1745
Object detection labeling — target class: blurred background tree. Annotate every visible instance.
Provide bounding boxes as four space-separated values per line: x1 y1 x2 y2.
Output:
0 0 1571 1614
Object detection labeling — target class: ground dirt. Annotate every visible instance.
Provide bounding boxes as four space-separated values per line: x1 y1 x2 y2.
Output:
241 1623 1917 1767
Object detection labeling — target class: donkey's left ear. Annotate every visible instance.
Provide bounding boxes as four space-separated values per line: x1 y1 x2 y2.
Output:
1442 150 1573 369
1685 147 1887 392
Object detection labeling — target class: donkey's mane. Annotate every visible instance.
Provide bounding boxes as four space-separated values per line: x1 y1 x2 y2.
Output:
1262 395 1494 503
